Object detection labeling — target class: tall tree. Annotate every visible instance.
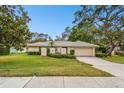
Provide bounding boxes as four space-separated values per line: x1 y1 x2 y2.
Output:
0 5 31 50
68 26 96 43
55 27 71 41
30 32 52 42
72 5 124 56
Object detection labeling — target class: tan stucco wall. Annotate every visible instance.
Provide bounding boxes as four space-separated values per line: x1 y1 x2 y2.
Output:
74 47 94 56
50 48 55 54
41 48 47 56
61 48 66 54
93 47 95 56
27 46 96 56
27 47 39 52
56 47 61 53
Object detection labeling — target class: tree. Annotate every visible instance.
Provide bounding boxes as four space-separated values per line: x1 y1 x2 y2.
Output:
55 27 71 41
30 32 52 42
72 5 124 56
55 35 63 41
68 26 96 43
61 27 71 40
48 40 54 47
120 39 124 52
0 5 31 50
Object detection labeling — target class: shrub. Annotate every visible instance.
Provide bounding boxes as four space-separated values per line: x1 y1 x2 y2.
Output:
48 54 75 59
47 48 50 54
70 50 75 55
27 52 40 55
95 53 107 57
55 52 61 55
0 47 10 55
120 46 124 52
96 46 106 53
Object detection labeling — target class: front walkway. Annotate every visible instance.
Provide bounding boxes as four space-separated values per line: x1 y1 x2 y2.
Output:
76 57 124 77
0 76 124 88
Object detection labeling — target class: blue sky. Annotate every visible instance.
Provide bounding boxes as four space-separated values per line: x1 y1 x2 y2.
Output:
23 5 80 39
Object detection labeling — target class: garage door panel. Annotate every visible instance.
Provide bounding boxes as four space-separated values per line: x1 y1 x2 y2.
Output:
75 48 93 56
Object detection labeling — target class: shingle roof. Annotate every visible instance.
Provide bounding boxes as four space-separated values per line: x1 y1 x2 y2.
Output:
27 41 98 47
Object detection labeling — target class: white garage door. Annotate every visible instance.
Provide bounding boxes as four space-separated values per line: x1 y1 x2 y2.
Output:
75 48 93 56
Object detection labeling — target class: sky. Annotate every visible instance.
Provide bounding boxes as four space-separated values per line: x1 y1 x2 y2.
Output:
23 5 80 39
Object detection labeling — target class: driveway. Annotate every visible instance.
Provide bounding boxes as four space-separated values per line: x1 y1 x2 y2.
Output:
76 57 124 77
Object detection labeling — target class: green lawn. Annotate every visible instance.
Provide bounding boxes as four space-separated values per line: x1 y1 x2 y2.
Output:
103 55 124 64
0 54 112 76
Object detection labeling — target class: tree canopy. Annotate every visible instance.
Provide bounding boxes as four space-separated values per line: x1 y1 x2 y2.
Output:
0 5 31 49
62 5 124 56
55 27 71 41
30 32 52 43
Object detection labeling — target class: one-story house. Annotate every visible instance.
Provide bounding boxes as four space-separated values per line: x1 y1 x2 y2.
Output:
26 41 98 56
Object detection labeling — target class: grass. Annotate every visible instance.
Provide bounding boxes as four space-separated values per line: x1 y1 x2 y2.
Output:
103 55 124 64
0 54 112 76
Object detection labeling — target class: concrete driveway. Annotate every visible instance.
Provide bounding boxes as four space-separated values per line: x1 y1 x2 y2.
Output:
76 57 124 77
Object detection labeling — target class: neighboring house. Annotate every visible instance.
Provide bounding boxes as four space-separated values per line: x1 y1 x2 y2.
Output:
26 41 98 56
111 46 124 55
10 47 26 54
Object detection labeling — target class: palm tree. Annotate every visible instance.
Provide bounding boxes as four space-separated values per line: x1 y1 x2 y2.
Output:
48 40 54 47
47 40 54 55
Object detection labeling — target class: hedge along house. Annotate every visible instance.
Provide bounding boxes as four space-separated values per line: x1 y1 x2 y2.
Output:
26 41 98 56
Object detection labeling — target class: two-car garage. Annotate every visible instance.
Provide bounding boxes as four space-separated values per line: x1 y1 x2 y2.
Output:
74 47 95 57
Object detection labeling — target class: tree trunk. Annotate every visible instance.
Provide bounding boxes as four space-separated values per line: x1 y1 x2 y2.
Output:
106 45 115 56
